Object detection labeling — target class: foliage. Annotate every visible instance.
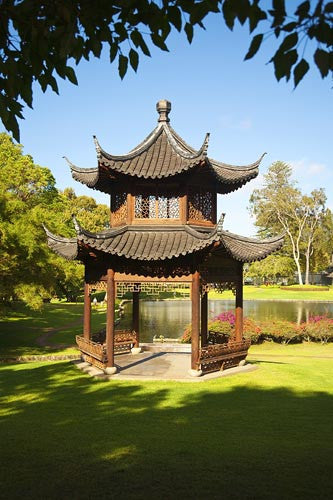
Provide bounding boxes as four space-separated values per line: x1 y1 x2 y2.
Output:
249 161 329 285
0 133 109 309
301 315 333 343
246 254 296 282
1 1 332 140
243 317 262 344
181 309 333 344
213 310 235 325
259 319 301 344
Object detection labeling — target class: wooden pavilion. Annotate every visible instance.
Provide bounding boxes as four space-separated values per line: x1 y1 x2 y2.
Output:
45 100 283 376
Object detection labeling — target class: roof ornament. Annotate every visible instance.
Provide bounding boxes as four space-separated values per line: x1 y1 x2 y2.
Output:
72 216 81 234
217 213 226 235
93 135 102 159
156 99 171 122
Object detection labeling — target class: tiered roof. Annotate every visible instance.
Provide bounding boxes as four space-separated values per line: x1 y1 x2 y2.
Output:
67 100 264 194
44 219 284 264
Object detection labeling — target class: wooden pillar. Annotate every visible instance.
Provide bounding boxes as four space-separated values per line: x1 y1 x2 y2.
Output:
191 271 200 370
83 282 91 340
235 264 244 342
201 290 208 347
132 289 140 347
106 269 115 368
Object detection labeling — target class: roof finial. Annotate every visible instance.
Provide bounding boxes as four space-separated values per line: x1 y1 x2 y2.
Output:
156 99 171 122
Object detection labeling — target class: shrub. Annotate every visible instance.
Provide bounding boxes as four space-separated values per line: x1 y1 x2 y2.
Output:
243 317 262 344
213 311 236 325
259 319 301 344
302 316 333 343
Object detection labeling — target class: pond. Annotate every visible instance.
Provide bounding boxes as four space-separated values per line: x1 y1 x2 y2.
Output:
121 299 333 343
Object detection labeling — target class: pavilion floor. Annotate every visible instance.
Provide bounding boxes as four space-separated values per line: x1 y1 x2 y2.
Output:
74 348 257 381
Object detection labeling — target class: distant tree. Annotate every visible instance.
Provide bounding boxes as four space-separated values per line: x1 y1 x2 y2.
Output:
245 254 296 283
245 254 295 281
249 161 328 285
0 133 109 308
62 188 109 233
1 0 332 140
0 132 58 308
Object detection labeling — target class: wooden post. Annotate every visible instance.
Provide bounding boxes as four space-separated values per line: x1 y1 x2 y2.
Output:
235 264 244 343
191 271 200 370
201 290 208 346
132 288 140 347
83 282 91 340
106 268 115 368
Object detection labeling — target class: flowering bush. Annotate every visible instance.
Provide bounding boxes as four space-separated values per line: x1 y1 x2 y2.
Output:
180 310 333 344
213 311 236 325
243 317 262 344
259 320 301 344
301 316 333 343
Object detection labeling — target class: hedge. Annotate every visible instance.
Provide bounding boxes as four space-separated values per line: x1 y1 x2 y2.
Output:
181 312 333 344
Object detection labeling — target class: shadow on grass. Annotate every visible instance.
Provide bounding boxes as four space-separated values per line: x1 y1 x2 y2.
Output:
0 362 332 499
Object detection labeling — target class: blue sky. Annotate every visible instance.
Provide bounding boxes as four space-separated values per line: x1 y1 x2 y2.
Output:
3 14 332 236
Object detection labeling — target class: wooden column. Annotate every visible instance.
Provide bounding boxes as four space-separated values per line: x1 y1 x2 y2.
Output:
235 264 244 342
201 290 208 347
132 289 140 347
191 271 200 370
106 269 115 368
83 282 91 340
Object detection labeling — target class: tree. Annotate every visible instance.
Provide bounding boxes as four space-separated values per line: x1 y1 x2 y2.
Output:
0 133 109 308
0 132 59 308
245 254 296 283
301 189 327 284
1 0 332 140
249 161 328 285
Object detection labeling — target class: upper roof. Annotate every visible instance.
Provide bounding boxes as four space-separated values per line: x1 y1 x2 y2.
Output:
44 218 284 264
67 100 264 195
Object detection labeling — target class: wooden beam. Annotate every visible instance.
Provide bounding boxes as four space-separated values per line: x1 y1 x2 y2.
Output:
132 289 140 347
106 268 115 368
201 290 208 347
235 264 243 342
191 271 200 370
83 282 91 340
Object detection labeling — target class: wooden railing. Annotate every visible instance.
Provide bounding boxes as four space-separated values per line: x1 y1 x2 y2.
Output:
76 330 138 369
199 339 251 374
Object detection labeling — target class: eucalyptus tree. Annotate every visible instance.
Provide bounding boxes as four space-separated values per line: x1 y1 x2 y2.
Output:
249 161 328 285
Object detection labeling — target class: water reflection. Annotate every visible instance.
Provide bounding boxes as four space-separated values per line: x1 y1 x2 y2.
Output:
123 299 333 342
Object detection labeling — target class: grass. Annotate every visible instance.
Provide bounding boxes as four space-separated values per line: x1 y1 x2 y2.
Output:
0 344 332 499
0 303 107 358
209 285 333 301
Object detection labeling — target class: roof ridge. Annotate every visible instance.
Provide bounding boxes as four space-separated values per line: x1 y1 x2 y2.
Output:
209 153 266 172
93 125 164 162
219 229 285 244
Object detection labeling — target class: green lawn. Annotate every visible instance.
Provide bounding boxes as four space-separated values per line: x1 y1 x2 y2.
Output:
0 344 332 499
0 303 107 357
209 285 333 301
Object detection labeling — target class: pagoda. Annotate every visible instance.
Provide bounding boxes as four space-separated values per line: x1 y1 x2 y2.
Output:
45 100 283 376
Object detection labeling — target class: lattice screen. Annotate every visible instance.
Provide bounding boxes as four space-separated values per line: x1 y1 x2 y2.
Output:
116 282 190 298
135 193 180 219
188 189 214 222
112 192 127 224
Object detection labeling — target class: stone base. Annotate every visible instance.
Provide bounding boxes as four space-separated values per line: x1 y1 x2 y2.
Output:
188 368 203 377
239 359 246 367
131 347 142 355
105 366 117 375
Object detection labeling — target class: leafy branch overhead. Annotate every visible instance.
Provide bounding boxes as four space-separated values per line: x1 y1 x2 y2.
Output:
0 0 332 140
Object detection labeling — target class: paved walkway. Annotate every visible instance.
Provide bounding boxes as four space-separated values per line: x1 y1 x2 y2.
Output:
75 350 257 382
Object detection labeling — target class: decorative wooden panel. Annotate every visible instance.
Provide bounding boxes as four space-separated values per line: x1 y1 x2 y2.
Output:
188 188 214 223
112 192 127 225
134 193 180 219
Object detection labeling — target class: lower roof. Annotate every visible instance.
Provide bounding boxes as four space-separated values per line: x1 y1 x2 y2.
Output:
44 222 284 264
